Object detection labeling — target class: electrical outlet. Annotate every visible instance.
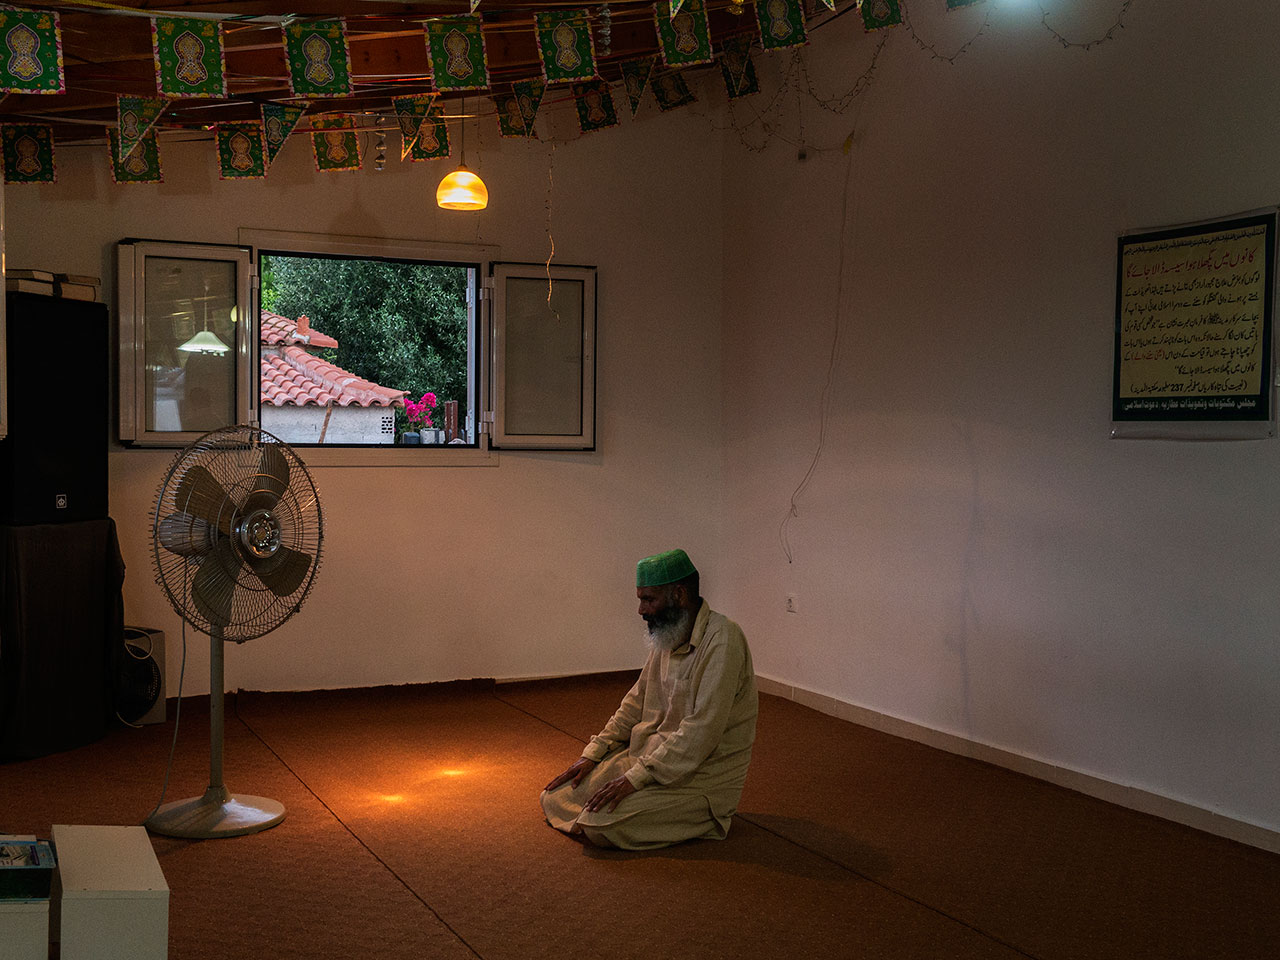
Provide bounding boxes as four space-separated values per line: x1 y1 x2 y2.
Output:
785 593 798 614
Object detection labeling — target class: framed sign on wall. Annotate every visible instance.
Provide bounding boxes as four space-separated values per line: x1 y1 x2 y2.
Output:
1112 210 1276 439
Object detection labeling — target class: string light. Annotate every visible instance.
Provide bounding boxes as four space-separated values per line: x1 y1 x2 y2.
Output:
597 4 612 57
1038 0 1135 50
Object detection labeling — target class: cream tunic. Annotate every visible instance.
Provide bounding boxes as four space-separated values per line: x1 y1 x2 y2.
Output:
541 601 758 850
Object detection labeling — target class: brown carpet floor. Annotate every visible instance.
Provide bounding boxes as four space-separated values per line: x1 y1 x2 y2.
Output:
2 673 1276 960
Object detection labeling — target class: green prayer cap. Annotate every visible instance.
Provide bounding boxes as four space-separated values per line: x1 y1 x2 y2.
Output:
636 549 697 587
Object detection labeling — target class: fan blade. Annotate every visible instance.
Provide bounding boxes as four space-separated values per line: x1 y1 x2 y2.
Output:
157 512 215 558
191 539 238 629
248 546 313 597
173 465 233 534
259 445 290 500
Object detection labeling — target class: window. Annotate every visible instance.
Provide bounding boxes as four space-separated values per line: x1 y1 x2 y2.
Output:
117 232 596 461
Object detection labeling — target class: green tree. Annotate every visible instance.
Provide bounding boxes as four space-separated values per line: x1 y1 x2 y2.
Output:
260 254 469 432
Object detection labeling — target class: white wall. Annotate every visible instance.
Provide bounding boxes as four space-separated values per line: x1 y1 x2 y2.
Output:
720 2 1280 835
7 103 725 695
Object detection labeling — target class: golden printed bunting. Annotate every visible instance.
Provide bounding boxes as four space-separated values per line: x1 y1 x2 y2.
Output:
116 96 166 166
655 0 713 68
425 16 489 91
513 77 545 135
620 56 656 117
572 79 618 133
535 10 597 84
719 36 759 100
2 123 55 183
108 127 162 184
861 0 903 31
493 91 530 138
261 103 304 167
393 93 437 158
152 17 226 98
409 106 450 160
311 114 361 171
216 121 266 179
754 0 807 51
651 70 695 112
284 20 351 97
0 8 63 94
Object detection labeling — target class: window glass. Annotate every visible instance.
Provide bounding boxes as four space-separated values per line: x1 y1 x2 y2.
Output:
503 276 584 436
143 257 237 433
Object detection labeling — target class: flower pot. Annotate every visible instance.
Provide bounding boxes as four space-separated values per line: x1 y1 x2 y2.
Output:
401 431 421 445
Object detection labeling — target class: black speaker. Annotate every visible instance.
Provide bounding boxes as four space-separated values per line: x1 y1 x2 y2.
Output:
0 291 109 524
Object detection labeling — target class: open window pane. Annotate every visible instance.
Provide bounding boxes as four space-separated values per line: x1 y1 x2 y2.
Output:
491 263 596 450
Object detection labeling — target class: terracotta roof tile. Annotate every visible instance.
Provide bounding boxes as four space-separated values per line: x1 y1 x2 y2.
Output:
260 312 407 409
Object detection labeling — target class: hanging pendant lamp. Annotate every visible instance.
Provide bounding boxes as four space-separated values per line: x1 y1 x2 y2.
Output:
437 95 488 210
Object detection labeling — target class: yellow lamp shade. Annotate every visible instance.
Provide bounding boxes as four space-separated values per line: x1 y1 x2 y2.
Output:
436 166 488 210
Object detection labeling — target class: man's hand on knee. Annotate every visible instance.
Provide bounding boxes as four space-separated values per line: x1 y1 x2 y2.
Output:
584 775 636 813
545 757 597 792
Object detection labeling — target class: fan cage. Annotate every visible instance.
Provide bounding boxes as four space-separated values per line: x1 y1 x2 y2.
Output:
152 425 324 643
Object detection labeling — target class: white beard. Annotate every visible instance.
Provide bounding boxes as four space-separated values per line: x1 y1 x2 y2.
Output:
644 606 694 653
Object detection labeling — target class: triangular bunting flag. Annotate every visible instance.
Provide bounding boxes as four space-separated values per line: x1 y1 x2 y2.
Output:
470 0 482 10
216 121 266 179
2 123 55 183
719 37 758 100
860 0 903 31
116 96 165 166
669 0 686 15
651 70 695 112
572 79 618 133
0 8 64 94
513 77 545 135
535 10 597 84
425 15 489 91
311 114 361 171
152 16 226 98
493 92 530 138
754 0 807 52
817 0 836 10
619 57 656 117
261 103 304 167
654 0 714 68
283 20 352 97
108 127 162 184
393 93 438 159
409 106 450 161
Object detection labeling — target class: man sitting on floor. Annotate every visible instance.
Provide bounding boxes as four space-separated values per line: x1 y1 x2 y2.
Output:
541 549 758 850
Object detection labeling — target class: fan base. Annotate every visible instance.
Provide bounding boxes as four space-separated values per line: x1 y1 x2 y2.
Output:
146 789 286 839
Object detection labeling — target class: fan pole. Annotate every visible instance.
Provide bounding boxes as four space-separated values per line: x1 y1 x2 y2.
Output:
145 628 287 839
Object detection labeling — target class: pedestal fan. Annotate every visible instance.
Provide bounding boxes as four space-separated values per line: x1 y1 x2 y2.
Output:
147 425 323 838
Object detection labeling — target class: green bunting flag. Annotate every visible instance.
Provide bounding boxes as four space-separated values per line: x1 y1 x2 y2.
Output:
861 0 903 31
493 91 530 138
108 127 162 184
216 121 266 179
655 0 713 68
816 0 836 10
409 106 450 160
572 79 618 133
2 123 55 183
719 37 758 100
152 17 226 98
393 93 438 158
668 0 686 15
311 115 361 172
425 16 489 91
651 70 695 112
619 57 655 117
535 10 597 84
0 8 63 94
755 0 807 51
261 103 304 167
513 77 545 135
116 96 165 166
284 20 351 98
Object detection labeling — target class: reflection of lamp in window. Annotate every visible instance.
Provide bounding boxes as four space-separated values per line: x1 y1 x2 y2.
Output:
179 282 231 355
437 96 488 211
